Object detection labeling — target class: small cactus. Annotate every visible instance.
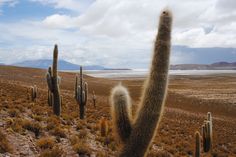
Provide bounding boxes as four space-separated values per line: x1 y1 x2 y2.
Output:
110 10 172 157
31 85 37 102
195 131 201 157
75 66 88 119
46 45 61 116
92 91 96 108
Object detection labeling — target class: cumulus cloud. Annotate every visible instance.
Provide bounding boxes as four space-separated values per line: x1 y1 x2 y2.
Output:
0 0 236 68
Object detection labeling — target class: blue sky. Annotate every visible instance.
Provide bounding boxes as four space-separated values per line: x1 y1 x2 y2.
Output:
0 0 236 68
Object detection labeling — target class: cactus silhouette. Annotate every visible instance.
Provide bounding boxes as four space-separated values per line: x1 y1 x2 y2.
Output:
31 85 37 102
195 131 201 157
110 10 172 157
75 66 88 119
46 45 61 116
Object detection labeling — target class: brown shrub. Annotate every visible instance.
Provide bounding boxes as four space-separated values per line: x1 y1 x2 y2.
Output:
51 127 67 138
39 146 63 157
72 140 91 156
22 120 42 137
37 137 55 150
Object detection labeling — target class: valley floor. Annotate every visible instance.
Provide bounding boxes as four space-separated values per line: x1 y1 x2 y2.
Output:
0 66 236 157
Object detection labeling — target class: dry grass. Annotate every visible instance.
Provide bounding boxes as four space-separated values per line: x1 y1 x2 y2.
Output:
72 140 91 156
0 129 13 153
0 66 236 156
39 146 63 157
37 137 55 150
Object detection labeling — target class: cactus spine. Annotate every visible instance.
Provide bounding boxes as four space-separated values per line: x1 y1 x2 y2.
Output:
31 85 37 102
195 131 201 157
75 66 88 119
110 10 172 157
46 45 61 116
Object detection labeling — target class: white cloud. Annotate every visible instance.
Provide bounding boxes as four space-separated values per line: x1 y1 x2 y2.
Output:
42 14 79 29
30 0 93 12
1 0 236 67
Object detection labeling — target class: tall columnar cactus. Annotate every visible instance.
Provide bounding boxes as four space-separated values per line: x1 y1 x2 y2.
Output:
46 45 61 116
110 10 172 157
195 131 201 157
31 85 37 102
75 66 88 119
202 112 213 152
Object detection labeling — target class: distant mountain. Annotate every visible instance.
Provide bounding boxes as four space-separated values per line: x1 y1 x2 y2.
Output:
170 62 236 70
10 59 236 71
12 59 107 70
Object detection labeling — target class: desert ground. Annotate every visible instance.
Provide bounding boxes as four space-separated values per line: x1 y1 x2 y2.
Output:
0 65 236 157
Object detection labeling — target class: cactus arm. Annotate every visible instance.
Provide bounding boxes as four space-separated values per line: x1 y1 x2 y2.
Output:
79 66 83 105
83 82 88 105
119 10 172 157
75 75 78 98
46 71 53 92
111 85 132 143
77 85 81 103
31 86 34 101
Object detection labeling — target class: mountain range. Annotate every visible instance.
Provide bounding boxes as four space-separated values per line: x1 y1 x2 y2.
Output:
170 62 236 70
12 59 107 70
9 59 236 70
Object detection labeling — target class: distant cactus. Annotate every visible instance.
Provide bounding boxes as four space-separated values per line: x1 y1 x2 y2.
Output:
31 85 37 102
195 131 201 157
110 10 172 157
202 112 213 152
194 112 213 156
100 117 108 137
46 45 61 116
92 91 96 108
75 66 88 119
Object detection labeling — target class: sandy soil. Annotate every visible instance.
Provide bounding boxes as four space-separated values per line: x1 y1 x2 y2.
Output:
0 65 236 157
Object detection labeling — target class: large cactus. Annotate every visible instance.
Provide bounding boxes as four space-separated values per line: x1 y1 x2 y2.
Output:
110 10 172 157
75 66 88 119
46 45 61 116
